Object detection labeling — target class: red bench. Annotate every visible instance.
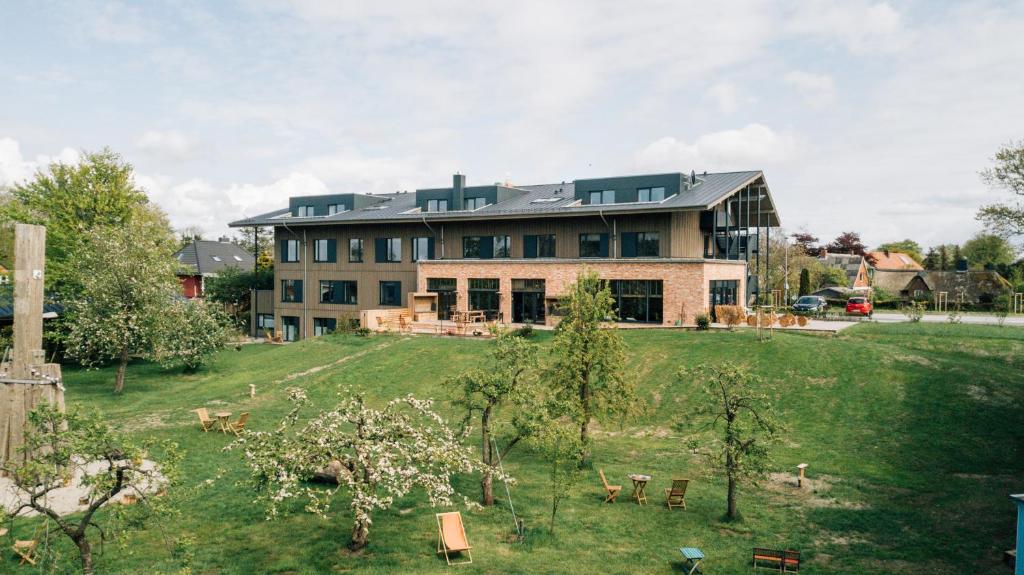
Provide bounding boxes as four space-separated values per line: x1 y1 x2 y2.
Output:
753 548 801 572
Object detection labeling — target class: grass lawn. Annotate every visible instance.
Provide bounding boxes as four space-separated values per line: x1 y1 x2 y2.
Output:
7 323 1024 574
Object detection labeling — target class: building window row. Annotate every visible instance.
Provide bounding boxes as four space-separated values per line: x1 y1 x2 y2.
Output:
281 279 401 307
588 186 667 205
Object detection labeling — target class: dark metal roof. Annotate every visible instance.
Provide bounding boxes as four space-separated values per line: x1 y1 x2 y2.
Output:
229 170 779 227
174 240 256 275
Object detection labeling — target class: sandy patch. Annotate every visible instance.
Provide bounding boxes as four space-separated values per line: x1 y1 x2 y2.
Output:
273 339 403 385
765 472 868 510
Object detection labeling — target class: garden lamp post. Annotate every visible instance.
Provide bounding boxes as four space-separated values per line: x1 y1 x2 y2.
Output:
1012 493 1024 575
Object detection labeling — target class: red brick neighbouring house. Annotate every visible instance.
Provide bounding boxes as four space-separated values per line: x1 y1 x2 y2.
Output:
174 238 256 298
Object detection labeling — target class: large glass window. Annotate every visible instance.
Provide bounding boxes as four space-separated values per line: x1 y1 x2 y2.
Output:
493 235 511 258
427 199 448 212
468 278 500 319
588 190 615 205
524 234 556 258
637 187 666 202
464 197 487 210
622 232 660 258
313 239 336 262
579 233 609 258
281 239 300 263
427 278 457 320
281 316 300 341
375 238 401 263
313 318 337 336
463 236 482 258
320 280 357 305
609 280 663 323
380 281 402 306
349 238 363 262
412 237 434 261
281 279 303 303
257 314 274 330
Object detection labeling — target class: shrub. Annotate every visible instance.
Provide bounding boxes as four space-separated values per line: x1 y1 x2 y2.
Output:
695 313 710 330
715 305 745 328
511 323 535 338
903 301 927 322
797 315 808 327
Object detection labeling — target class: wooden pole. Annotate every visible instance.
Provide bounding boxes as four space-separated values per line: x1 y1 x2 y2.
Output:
11 224 45 379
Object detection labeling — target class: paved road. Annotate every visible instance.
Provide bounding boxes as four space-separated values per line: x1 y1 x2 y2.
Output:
872 312 1024 326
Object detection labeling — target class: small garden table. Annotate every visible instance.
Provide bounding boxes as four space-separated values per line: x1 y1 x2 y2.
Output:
679 547 704 575
215 412 232 434
628 473 651 505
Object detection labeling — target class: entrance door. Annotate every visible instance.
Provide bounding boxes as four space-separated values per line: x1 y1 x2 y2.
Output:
427 278 458 320
511 279 546 324
709 280 738 321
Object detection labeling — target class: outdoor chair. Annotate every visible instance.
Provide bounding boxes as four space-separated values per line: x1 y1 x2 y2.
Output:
436 511 472 565
664 478 689 510
12 528 40 566
598 469 621 503
753 547 801 572
229 412 250 436
193 408 216 432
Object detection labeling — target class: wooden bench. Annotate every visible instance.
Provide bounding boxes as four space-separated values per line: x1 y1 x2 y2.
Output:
753 548 800 572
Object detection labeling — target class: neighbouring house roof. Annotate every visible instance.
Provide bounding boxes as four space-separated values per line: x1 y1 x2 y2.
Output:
811 286 858 300
174 240 255 276
821 253 865 287
867 251 923 270
911 270 1011 300
871 269 922 295
228 170 781 227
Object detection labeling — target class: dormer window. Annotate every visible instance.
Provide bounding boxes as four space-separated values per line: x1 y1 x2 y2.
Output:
327 204 345 215
296 205 314 217
464 197 487 210
427 199 449 212
589 190 615 205
638 187 665 202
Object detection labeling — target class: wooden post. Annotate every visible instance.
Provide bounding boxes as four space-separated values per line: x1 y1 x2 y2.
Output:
796 463 808 488
1012 494 1024 575
249 384 256 398
11 223 45 379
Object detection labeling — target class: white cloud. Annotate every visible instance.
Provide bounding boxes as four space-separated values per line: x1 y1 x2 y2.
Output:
784 71 837 108
136 130 198 161
705 82 739 114
787 1 907 53
633 124 800 173
0 138 80 187
86 1 154 44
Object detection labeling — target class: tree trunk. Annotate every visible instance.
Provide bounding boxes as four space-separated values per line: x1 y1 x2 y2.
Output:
481 406 494 506
579 377 591 465
726 472 737 519
349 516 370 551
114 347 129 394
77 537 94 575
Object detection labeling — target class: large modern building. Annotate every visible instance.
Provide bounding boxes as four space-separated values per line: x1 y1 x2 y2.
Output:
229 171 781 340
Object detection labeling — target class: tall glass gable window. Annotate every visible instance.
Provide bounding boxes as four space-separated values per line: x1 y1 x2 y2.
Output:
374 238 401 263
349 238 364 262
589 190 615 205
281 239 300 263
468 278 500 319
621 232 659 258
524 234 556 258
638 187 666 202
281 279 303 303
464 197 487 210
609 280 663 323
427 199 448 212
320 280 357 305
313 239 336 262
412 237 435 261
379 281 402 306
579 233 609 258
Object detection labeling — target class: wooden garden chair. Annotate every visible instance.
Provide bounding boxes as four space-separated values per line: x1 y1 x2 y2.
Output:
665 478 689 510
228 412 250 436
193 408 216 432
435 511 472 565
598 469 621 503
11 524 43 566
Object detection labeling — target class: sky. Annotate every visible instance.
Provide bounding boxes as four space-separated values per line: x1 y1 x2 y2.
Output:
1 0 1023 249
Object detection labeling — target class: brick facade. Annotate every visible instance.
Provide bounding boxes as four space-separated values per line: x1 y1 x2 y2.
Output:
417 258 746 326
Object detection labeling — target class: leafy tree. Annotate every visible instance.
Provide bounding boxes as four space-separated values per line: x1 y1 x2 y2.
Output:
548 270 638 464
923 247 939 270
952 244 963 267
63 211 180 393
233 227 274 270
530 421 584 534
204 267 274 327
235 388 490 551
817 266 849 289
962 233 1016 268
977 140 1024 239
1 403 180 575
448 330 545 505
0 149 150 296
876 239 924 263
153 299 233 371
798 268 811 296
938 245 950 271
177 225 205 248
791 232 819 255
680 363 780 520
825 231 867 255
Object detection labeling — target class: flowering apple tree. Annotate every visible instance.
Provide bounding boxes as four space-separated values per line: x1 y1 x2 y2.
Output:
234 388 496 551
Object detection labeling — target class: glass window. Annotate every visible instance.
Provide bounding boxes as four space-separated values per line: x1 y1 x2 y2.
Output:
327 204 345 215
608 280 663 323
375 237 401 263
281 239 300 262
427 277 457 291
463 236 482 258
313 239 335 262
579 233 607 258
349 238 363 262
464 197 487 210
281 316 300 341
257 314 274 330
296 205 314 217
524 234 556 258
320 280 357 305
638 187 666 202
380 281 402 306
589 190 615 205
468 278 500 319
494 235 511 258
413 237 432 261
313 318 337 336
427 199 448 212
637 232 659 257
281 279 303 303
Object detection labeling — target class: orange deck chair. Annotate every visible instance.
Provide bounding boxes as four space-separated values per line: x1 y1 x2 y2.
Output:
435 511 472 565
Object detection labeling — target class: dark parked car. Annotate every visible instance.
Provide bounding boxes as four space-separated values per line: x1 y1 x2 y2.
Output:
792 296 828 314
846 297 873 316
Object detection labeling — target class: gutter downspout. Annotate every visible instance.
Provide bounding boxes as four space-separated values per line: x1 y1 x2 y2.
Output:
599 209 616 258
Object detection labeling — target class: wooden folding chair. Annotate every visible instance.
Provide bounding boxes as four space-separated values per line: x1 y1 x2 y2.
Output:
599 469 621 503
436 511 472 565
12 524 41 567
229 412 250 436
665 478 689 510
193 408 216 432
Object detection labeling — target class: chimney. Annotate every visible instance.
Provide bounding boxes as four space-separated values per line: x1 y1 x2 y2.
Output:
218 236 231 243
453 173 466 210
690 170 697 185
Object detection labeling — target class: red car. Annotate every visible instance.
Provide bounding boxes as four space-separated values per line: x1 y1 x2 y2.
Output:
846 297 873 316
